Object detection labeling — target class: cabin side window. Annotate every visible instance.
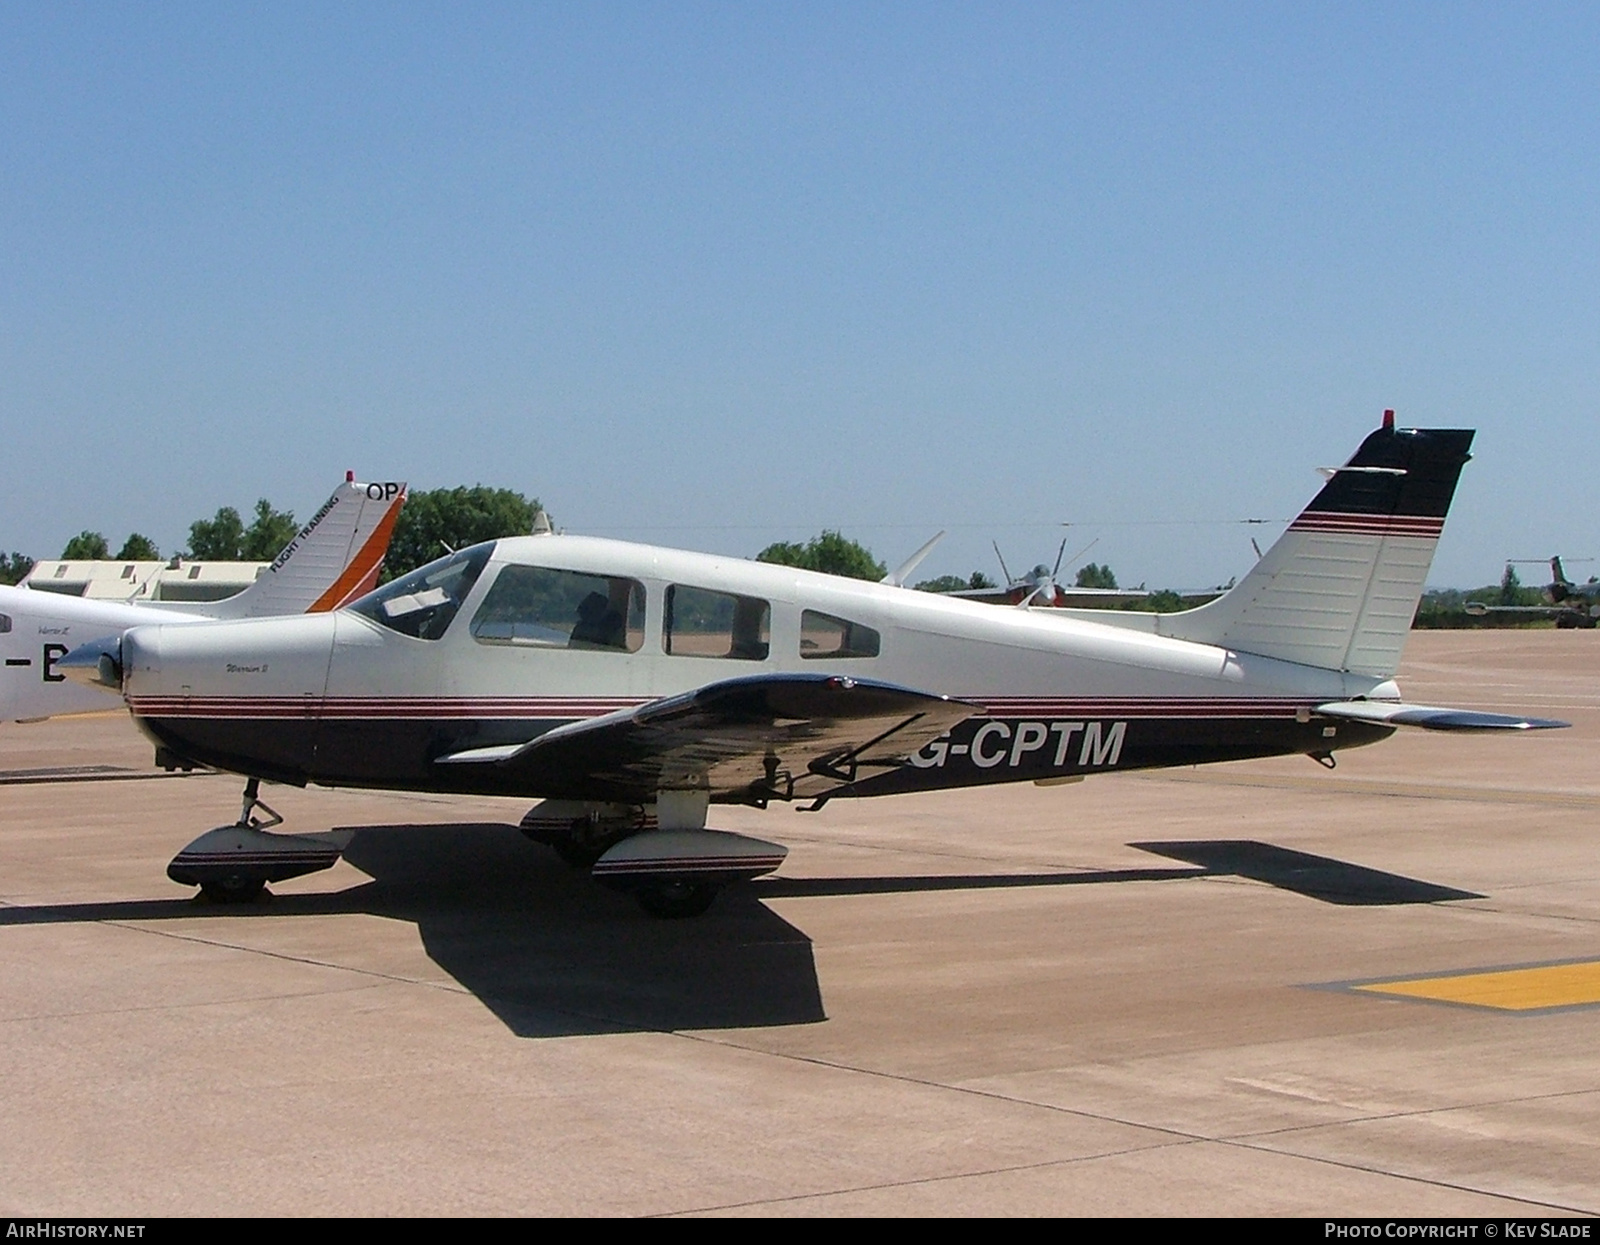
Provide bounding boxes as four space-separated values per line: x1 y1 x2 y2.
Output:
799 610 880 659
664 586 769 660
470 566 645 652
0 614 10 634
349 544 492 641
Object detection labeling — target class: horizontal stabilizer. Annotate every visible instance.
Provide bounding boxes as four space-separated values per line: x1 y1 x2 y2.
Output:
1314 701 1569 732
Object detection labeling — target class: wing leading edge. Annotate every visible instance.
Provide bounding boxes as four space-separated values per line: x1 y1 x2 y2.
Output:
437 673 977 803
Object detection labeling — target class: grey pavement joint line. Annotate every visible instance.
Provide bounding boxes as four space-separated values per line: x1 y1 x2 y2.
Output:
1233 1084 1600 1144
655 1145 1219 1217
0 979 390 1026
660 1124 1579 1218
671 1032 1593 1217
1220 1134 1596 1218
1444 902 1600 929
97 916 479 997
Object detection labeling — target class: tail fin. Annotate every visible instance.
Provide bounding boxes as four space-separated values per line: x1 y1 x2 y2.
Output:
206 478 407 619
1135 416 1474 677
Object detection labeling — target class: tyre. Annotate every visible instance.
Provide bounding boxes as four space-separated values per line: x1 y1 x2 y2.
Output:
635 880 718 919
553 839 606 870
199 876 267 903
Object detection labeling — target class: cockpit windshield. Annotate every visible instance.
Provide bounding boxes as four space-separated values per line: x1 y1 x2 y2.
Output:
348 543 493 640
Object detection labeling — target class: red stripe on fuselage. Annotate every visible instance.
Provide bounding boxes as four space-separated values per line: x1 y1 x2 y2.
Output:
128 694 1341 721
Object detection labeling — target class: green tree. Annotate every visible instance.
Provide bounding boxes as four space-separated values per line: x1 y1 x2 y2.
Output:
185 499 297 561
385 486 543 580
187 507 246 560
61 531 109 560
914 571 998 593
1075 562 1118 589
115 533 160 560
756 530 886 581
1499 563 1521 606
0 552 34 585
241 499 299 561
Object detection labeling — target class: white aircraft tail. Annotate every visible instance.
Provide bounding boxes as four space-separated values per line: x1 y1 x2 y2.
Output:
206 477 407 619
1066 414 1474 679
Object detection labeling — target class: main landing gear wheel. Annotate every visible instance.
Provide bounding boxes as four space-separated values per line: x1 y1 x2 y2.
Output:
634 879 719 919
554 839 607 870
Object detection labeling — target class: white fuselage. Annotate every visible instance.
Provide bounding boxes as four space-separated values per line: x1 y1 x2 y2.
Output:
117 535 1400 796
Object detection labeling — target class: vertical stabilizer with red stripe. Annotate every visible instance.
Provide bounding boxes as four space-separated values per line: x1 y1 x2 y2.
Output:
205 479 407 619
1149 418 1474 677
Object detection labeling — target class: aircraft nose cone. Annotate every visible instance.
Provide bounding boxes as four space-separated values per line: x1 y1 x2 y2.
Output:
120 613 338 704
58 634 124 692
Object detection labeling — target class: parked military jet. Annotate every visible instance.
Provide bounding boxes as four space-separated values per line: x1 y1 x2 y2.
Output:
2 477 405 722
940 538 1149 608
65 415 1563 917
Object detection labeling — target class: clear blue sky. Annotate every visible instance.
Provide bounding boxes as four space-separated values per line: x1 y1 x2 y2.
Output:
3 3 1596 589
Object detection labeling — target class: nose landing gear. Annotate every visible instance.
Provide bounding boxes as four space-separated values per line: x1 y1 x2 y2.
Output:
167 778 352 903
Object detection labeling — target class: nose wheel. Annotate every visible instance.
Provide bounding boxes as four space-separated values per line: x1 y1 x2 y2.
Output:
168 779 352 902
200 875 268 904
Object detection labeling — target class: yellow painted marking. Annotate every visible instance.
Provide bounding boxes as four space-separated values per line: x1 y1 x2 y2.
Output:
1355 961 1600 1011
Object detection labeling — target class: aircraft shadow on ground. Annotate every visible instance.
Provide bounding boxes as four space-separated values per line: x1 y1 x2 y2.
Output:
338 825 829 1037
0 823 827 1038
0 829 1479 1037
1130 840 1485 905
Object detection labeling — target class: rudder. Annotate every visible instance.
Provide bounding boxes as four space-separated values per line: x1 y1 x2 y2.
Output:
207 478 407 619
1142 414 1473 677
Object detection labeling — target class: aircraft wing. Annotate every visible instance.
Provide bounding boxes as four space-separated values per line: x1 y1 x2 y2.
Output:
1314 701 1568 731
437 673 977 803
943 586 1017 604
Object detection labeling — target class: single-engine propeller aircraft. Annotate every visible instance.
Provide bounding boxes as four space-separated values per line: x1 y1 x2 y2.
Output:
64 414 1565 917
2 476 405 724
1466 557 1600 629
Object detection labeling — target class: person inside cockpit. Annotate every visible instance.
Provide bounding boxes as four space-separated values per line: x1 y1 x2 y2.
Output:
570 590 627 650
